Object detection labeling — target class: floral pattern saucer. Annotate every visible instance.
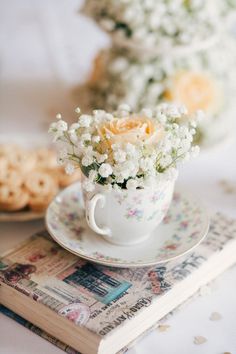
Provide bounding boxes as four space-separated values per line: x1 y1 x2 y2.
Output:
46 183 209 268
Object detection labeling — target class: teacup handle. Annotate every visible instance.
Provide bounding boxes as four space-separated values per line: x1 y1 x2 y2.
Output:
87 193 111 237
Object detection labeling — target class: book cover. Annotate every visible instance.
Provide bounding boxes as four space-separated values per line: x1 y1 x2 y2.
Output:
0 212 236 354
0 304 79 354
0 285 206 354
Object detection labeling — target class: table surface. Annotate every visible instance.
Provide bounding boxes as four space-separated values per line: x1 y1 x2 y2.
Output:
0 1 236 354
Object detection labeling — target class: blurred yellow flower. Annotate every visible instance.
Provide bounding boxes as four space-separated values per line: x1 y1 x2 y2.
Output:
164 71 222 115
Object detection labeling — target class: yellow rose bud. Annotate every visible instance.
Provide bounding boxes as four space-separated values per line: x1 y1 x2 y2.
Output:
98 116 164 148
164 71 222 115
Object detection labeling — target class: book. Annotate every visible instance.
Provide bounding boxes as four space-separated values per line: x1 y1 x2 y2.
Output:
0 282 208 354
0 305 79 354
0 212 236 354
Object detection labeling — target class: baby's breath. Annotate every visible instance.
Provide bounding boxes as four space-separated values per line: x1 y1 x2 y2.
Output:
81 0 234 50
49 104 199 191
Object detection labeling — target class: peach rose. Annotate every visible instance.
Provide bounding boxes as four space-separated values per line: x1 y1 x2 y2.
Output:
98 116 164 148
164 71 222 115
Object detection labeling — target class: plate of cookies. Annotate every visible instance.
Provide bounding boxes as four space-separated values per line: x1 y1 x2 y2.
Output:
0 144 80 222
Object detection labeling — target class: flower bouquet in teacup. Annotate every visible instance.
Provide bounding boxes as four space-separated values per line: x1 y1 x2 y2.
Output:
49 103 199 246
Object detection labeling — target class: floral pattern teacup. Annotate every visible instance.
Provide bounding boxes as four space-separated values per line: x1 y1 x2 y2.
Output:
83 176 176 246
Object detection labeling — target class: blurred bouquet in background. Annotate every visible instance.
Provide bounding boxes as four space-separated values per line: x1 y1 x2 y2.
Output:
81 0 235 51
77 0 236 147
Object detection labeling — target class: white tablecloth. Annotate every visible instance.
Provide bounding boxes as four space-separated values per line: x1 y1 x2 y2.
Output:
0 1 236 353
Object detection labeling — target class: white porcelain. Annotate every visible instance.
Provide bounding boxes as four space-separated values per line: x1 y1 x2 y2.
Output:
0 210 44 222
83 177 176 246
46 182 209 268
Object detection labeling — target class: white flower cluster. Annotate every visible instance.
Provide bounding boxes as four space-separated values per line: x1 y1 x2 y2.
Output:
81 0 234 51
49 104 199 191
89 40 235 107
79 37 236 145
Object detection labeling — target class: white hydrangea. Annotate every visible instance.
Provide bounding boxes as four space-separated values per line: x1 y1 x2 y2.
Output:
82 155 93 167
49 119 68 141
69 122 80 130
98 163 113 178
113 149 126 163
93 110 108 123
79 114 92 127
68 129 78 144
125 143 137 156
123 160 139 178
55 120 68 131
57 146 68 165
96 153 108 164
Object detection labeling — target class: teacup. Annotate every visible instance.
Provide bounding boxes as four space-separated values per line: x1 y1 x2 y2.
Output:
82 174 176 246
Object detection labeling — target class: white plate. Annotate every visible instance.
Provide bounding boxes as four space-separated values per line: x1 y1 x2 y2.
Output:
46 183 209 268
0 210 44 222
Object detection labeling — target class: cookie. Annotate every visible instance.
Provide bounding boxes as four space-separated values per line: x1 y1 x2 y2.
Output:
34 148 57 169
0 144 18 157
24 170 58 197
53 167 81 188
0 168 24 187
28 193 55 212
0 156 8 172
0 185 29 211
8 148 36 173
0 143 81 214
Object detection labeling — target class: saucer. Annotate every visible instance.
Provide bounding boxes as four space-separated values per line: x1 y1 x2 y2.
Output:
46 183 209 268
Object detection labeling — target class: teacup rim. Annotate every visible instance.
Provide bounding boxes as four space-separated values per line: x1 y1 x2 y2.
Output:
84 176 177 194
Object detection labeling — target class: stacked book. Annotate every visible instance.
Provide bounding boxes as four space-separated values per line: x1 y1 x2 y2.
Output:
1 212 236 354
